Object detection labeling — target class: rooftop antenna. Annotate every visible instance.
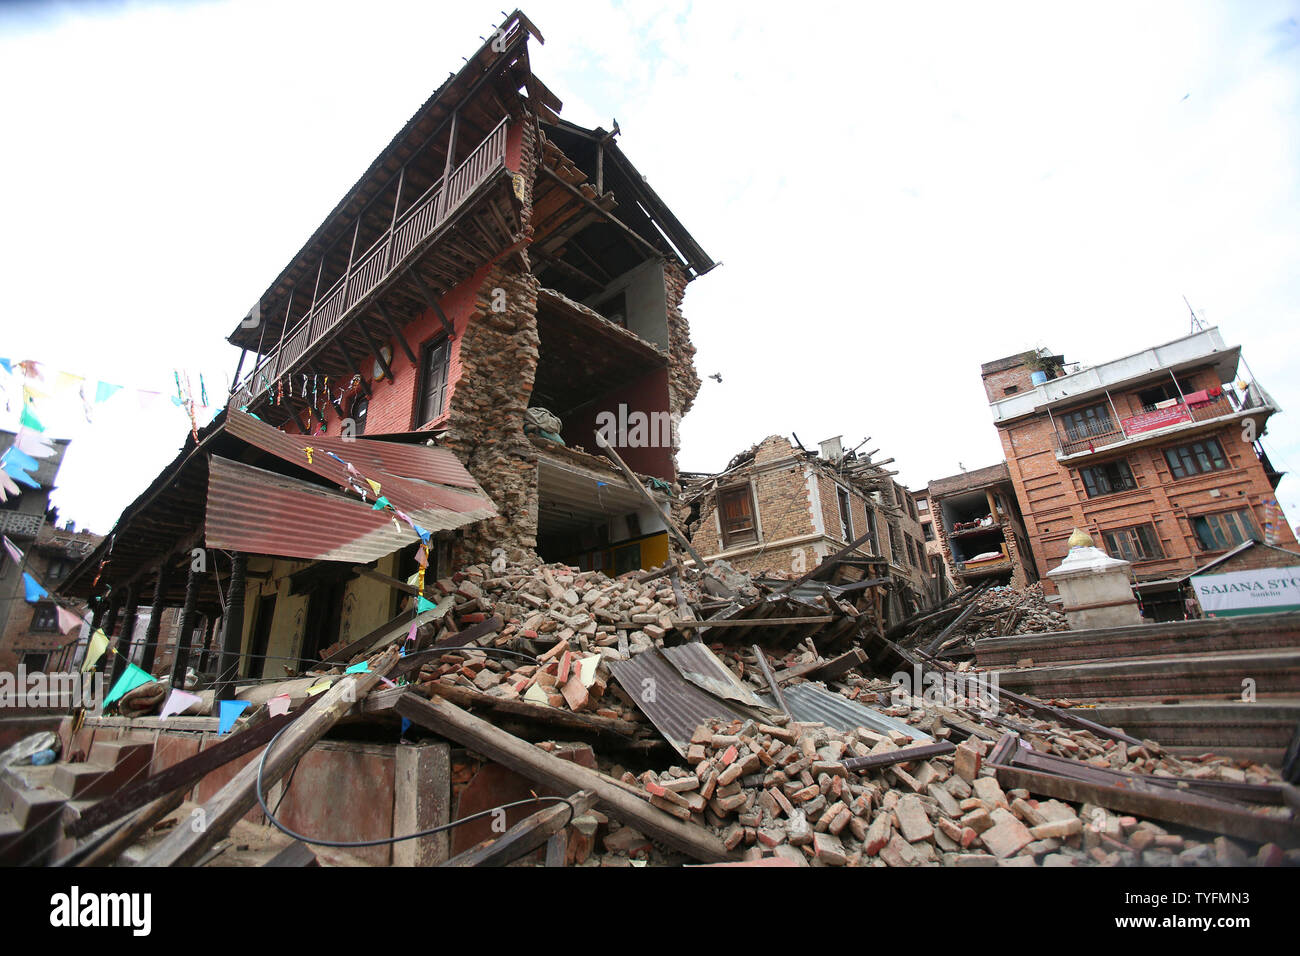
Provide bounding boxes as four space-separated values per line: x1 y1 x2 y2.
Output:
1183 295 1207 334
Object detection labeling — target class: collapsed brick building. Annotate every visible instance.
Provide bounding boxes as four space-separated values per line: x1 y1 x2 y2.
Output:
683 435 933 624
58 11 715 693
925 461 1038 591
981 327 1295 618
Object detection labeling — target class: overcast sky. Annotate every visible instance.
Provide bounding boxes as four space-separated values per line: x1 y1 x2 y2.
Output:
2 0 1297 536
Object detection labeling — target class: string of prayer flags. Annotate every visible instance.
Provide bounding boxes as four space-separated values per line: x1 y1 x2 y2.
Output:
218 699 253 734
267 694 291 717
103 662 155 708
160 689 202 720
81 630 109 672
23 573 49 603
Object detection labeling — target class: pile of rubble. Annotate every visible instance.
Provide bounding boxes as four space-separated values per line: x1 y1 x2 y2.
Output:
967 584 1069 638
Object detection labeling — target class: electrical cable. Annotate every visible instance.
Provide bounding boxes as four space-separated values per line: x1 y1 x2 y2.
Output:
254 721 576 847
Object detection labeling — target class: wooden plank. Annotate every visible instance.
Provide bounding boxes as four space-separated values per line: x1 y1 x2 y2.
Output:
394 691 733 862
840 742 956 772
439 790 596 867
432 614 504 649
991 761 1300 848
420 682 640 738
594 437 736 600
545 828 569 867
263 840 318 867
805 647 868 683
139 647 401 867
351 564 420 596
72 788 189 868
752 644 789 716
673 616 834 629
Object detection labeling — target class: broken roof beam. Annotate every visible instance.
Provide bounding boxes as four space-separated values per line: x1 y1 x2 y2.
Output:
394 691 733 862
440 789 596 867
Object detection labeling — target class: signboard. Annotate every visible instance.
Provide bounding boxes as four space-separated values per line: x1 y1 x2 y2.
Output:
1121 404 1191 436
1190 566 1300 617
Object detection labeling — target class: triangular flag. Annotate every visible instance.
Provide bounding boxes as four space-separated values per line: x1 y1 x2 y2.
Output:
371 496 391 511
365 479 381 495
416 595 436 613
2 534 23 564
0 471 19 502
56 606 84 634
400 717 411 737
14 429 56 458
407 621 418 642
95 381 123 404
3 447 41 488
103 662 154 707
413 524 431 543
345 660 370 674
137 390 161 410
160 689 202 719
22 573 48 603
218 699 253 734
267 694 291 717
306 681 331 696
414 547 428 568
0 358 10 374
18 404 45 433
81 629 109 672
53 371 83 395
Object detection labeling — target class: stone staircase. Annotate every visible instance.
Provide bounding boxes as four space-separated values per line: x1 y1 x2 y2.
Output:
0 735 156 866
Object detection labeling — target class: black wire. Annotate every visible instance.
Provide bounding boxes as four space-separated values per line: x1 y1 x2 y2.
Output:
255 721 576 848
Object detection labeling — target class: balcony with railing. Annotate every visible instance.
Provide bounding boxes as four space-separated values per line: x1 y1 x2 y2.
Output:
1052 381 1276 460
230 116 513 409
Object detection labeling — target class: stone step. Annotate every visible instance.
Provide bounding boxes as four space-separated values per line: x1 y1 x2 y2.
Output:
50 762 118 800
991 650 1300 703
0 809 59 866
88 738 155 778
0 776 66 830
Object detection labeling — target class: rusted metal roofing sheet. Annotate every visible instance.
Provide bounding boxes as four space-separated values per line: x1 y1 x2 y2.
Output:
206 456 426 562
763 682 931 741
660 643 768 710
609 649 770 757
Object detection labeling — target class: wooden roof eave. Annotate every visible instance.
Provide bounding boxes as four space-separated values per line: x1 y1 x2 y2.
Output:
227 12 543 351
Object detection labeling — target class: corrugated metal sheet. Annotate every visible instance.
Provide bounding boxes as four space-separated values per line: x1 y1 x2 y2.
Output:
206 456 426 562
226 409 489 507
764 682 931 741
661 643 768 709
609 649 767 757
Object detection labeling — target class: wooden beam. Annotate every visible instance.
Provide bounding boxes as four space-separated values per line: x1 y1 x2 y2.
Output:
539 165 664 260
673 616 834 629
358 318 395 382
840 742 956 773
752 644 789 716
351 564 420 595
420 681 640 739
376 302 418 364
139 647 401 866
438 790 595 867
394 692 732 862
595 437 736 599
409 270 455 338
334 340 371 399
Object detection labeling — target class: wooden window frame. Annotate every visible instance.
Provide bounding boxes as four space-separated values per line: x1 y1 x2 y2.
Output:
717 483 758 548
1191 508 1259 552
1062 403 1116 441
1080 459 1138 498
415 335 451 427
1163 437 1228 480
1101 523 1164 563
836 485 853 542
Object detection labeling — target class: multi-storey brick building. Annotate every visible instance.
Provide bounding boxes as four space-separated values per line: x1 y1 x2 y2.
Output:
981 328 1294 617
684 435 932 623
0 431 102 673
61 12 715 693
925 461 1038 590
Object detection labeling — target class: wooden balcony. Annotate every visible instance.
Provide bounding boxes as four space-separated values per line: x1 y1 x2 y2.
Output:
1052 388 1275 460
231 116 514 410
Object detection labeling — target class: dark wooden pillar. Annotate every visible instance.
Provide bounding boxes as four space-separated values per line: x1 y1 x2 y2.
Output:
108 584 138 687
213 553 248 702
140 563 170 675
197 613 216 674
169 561 201 690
